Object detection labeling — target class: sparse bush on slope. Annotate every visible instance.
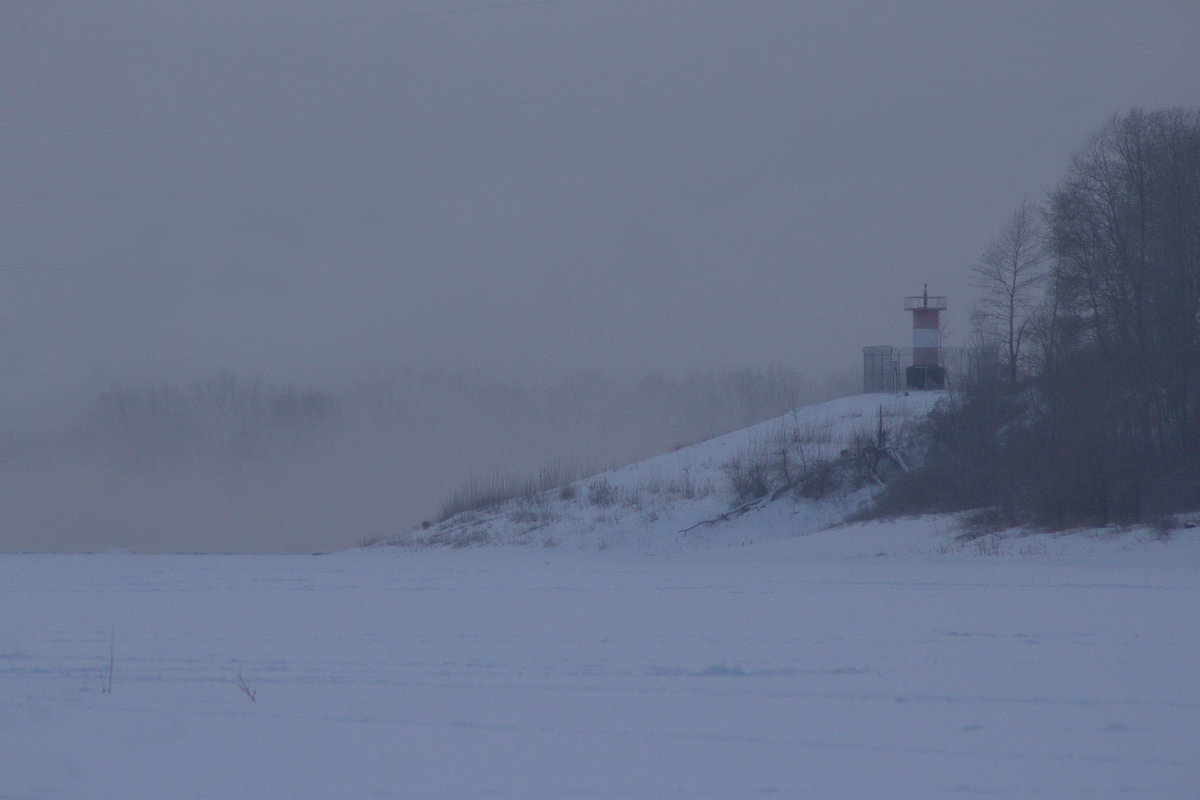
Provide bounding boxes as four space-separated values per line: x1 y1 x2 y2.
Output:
722 407 922 506
435 462 594 522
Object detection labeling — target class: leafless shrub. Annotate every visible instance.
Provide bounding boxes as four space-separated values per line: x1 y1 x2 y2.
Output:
509 507 539 525
101 628 114 694
508 496 559 528
723 447 774 504
1149 515 1176 539
724 405 922 506
797 458 842 499
956 507 1014 541
724 434 839 504
639 471 711 500
587 479 618 507
624 485 648 508
436 526 494 548
641 474 670 495
973 536 1005 557
234 670 257 702
789 418 836 447
437 461 593 521
383 529 424 548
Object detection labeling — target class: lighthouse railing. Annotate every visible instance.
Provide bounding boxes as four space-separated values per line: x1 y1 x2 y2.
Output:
903 295 948 311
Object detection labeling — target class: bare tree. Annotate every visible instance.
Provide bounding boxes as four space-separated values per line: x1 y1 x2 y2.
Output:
1048 107 1200 463
873 108 1200 528
971 198 1048 385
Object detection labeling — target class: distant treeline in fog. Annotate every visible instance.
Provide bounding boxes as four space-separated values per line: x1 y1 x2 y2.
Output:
0 366 850 552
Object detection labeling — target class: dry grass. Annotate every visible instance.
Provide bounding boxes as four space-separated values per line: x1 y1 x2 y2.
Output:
437 461 593 521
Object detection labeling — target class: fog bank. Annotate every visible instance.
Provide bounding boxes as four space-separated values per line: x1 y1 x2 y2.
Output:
0 367 846 552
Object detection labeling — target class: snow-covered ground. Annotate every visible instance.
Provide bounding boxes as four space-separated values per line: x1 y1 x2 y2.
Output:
5 392 1200 798
3 525 1199 799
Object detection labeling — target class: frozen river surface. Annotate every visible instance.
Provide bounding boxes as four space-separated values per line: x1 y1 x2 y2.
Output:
2 541 1198 799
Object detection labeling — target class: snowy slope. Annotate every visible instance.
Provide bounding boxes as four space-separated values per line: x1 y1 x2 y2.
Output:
383 392 943 551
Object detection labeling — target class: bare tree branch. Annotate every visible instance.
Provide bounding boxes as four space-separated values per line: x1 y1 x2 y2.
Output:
971 198 1049 384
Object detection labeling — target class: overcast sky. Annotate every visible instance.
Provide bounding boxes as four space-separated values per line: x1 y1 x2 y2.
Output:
4 0 1199 424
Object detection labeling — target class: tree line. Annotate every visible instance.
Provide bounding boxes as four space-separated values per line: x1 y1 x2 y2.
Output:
883 107 1200 527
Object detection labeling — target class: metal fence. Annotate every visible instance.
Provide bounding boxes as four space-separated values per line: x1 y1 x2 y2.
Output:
862 346 982 393
862 346 909 393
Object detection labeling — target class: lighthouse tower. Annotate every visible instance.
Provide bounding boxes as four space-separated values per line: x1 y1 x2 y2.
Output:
904 285 947 389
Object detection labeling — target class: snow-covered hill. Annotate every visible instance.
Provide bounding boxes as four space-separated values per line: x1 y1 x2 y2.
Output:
383 392 944 551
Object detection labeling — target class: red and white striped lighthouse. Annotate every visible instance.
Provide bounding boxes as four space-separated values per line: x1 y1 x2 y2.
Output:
904 285 947 389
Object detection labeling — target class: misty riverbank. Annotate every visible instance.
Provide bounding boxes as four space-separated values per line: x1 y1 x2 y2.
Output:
0 367 851 553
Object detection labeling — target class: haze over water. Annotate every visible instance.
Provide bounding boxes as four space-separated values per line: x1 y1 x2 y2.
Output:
3 0 1197 551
